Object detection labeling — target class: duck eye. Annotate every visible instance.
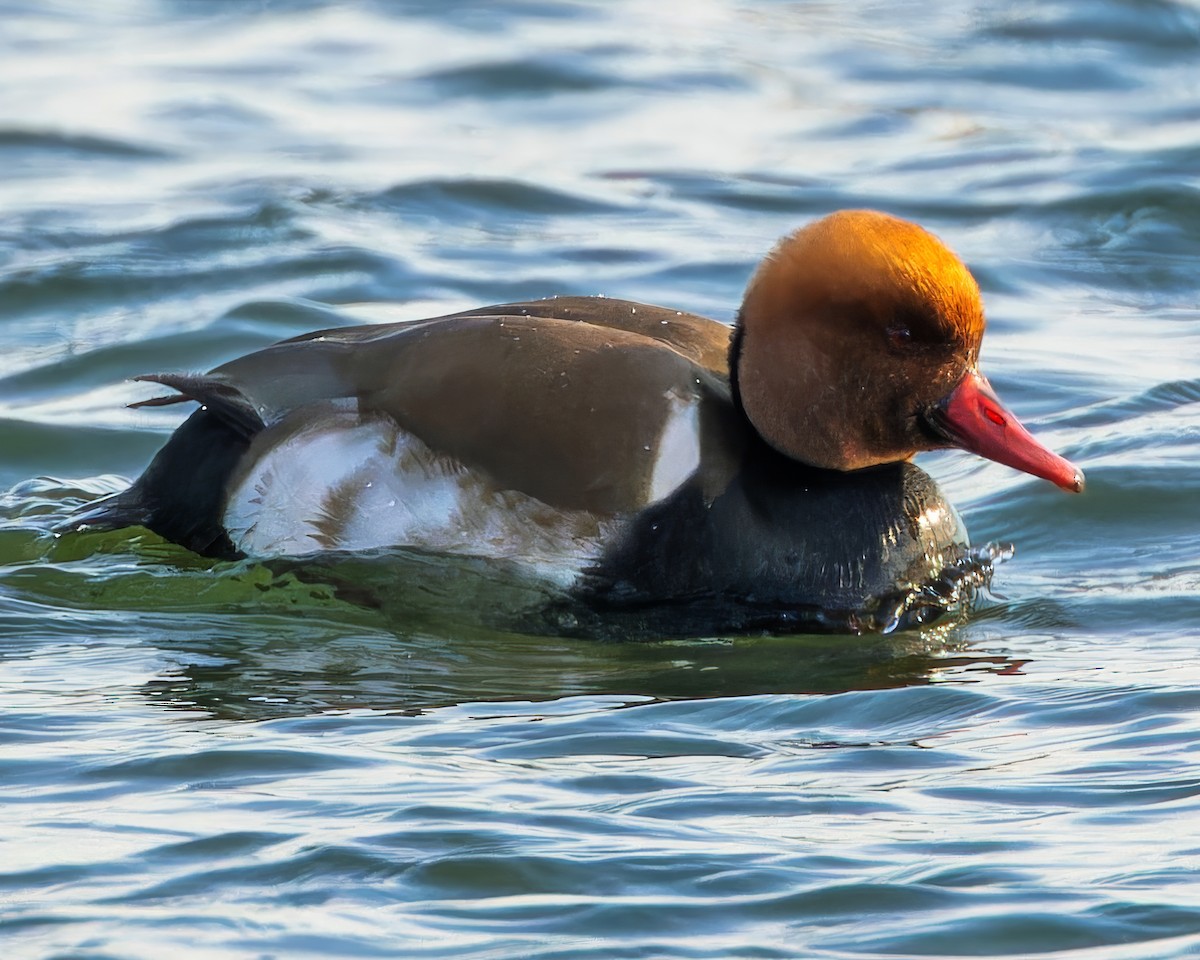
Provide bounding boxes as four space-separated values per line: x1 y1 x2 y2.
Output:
886 324 914 349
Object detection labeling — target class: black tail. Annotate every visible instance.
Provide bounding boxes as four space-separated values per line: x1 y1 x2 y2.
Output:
62 374 266 559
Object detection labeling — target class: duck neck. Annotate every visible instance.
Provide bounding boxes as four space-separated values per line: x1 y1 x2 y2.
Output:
728 311 749 422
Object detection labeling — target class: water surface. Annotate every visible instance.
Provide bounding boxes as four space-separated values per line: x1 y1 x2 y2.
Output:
2 1 1200 957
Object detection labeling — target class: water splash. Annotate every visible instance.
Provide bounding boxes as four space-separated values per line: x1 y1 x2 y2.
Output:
869 541 1015 635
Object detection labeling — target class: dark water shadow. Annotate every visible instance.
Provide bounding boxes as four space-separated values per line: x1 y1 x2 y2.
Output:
128 554 1017 722
4 491 1021 723
140 629 1025 722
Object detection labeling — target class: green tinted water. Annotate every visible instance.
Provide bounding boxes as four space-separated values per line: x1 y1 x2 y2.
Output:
2 2 1200 957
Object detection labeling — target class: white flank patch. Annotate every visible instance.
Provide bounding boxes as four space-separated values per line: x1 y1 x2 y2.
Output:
222 411 612 587
647 388 701 504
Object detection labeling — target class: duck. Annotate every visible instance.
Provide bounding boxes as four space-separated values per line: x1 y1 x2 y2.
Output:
70 210 1083 635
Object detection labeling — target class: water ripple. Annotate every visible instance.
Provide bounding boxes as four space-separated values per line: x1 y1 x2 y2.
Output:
2 0 1200 957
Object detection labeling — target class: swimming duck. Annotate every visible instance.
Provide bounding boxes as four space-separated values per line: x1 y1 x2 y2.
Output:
72 210 1082 634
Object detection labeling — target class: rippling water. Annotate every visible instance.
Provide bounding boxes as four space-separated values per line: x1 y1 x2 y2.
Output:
3 1 1200 957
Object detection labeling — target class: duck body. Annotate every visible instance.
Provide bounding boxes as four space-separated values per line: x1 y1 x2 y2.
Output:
74 212 1081 636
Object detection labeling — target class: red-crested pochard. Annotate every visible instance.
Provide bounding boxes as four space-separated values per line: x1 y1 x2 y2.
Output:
71 211 1082 634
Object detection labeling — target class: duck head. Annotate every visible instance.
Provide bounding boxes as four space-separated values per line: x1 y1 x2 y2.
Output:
734 210 1083 492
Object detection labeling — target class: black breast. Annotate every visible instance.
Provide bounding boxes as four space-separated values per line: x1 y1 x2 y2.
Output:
573 439 968 636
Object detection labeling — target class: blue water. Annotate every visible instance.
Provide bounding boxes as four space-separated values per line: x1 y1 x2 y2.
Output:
3 1 1200 957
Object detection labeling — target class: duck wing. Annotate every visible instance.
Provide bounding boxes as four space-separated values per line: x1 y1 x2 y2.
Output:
68 298 739 553
214 300 735 514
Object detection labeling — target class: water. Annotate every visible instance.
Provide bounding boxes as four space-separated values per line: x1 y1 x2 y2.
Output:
2 1 1199 956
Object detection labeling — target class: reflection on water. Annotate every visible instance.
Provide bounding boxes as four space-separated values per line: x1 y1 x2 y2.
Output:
3 476 1019 720
3 0 1200 957
138 622 1016 722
